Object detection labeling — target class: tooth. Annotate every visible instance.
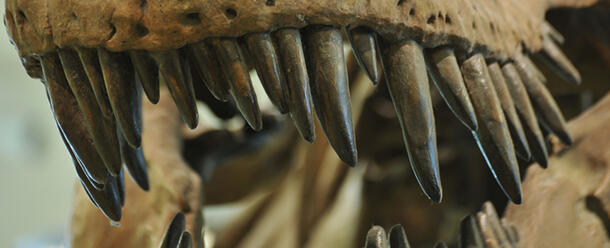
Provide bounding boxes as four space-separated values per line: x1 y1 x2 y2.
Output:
365 226 389 248
59 130 105 190
388 224 411 248
245 33 289 114
97 48 144 148
482 202 512 247
160 212 186 248
434 242 448 248
150 50 199 129
75 164 122 221
522 55 547 84
118 130 149 191
500 219 519 244
347 27 381 85
537 37 581 85
128 50 160 103
488 63 531 161
274 28 316 142
74 47 114 118
543 21 565 44
514 54 572 145
178 231 193 248
188 42 230 102
211 38 262 131
427 47 478 131
459 215 484 248
476 213 500 248
57 49 122 176
382 39 442 202
304 26 357 166
461 54 522 204
42 53 109 185
501 63 549 167
116 169 125 206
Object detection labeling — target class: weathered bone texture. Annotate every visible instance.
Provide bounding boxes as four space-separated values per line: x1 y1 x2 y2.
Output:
503 93 610 247
70 89 203 248
3 0 598 63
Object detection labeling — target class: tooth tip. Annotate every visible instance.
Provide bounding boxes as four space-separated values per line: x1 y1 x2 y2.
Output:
340 150 358 167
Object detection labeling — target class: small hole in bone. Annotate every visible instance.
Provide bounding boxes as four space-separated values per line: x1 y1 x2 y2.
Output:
225 8 237 19
266 0 275 6
182 12 201 26
16 10 27 24
437 12 443 20
427 15 436 24
135 24 149 37
397 0 406 6
472 21 477 29
409 8 415 16
490 22 495 31
107 23 117 41
71 12 78 20
445 15 452 24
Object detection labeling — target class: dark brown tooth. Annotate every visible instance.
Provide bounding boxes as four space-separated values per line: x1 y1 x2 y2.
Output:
461 54 522 204
304 26 357 166
274 28 316 142
128 50 160 103
537 37 581 85
382 39 442 202
543 21 565 44
160 212 186 248
522 55 547 84
245 33 289 114
57 49 122 176
365 226 389 248
188 42 230 102
210 38 262 131
42 53 109 185
476 213 501 248
118 129 149 191
388 224 411 248
150 50 199 129
75 164 122 222
98 48 144 147
488 63 531 161
178 232 193 248
348 27 381 85
514 54 572 145
482 202 512 247
116 170 125 207
427 47 478 131
59 129 105 190
502 63 549 167
459 215 485 248
74 47 113 118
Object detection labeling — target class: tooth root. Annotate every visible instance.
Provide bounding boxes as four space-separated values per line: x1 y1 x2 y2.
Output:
275 28 316 142
161 212 187 248
245 33 290 114
178 232 193 248
488 63 531 161
382 39 442 202
304 26 358 166
57 49 122 176
459 215 485 248
502 63 549 167
211 38 263 131
128 50 160 104
74 47 114 118
365 226 389 248
388 225 411 248
42 53 110 185
150 50 199 129
118 129 149 191
427 47 478 131
538 37 581 85
188 42 230 102
514 54 572 145
98 48 144 147
348 27 381 85
461 54 522 204
543 21 565 45
482 202 512 247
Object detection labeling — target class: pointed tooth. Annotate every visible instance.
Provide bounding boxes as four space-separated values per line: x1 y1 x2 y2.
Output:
188 42 230 102
382 39 442 202
274 28 316 142
461 54 522 204
388 224 411 248
75 164 122 221
118 129 150 191
434 242 448 248
427 47 478 130
245 33 289 114
57 49 122 176
116 169 125 207
42 53 110 185
514 54 572 145
502 63 548 167
488 63 531 161
348 27 381 85
60 130 105 190
537 37 581 85
74 47 114 118
459 215 485 248
476 213 501 248
304 26 357 166
365 226 389 248
178 232 194 248
128 50 160 103
210 38 262 131
482 202 512 247
543 21 565 44
161 212 187 248
522 55 547 84
97 48 144 148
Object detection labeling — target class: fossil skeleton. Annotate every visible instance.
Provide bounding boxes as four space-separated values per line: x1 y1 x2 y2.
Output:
2 0 605 247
